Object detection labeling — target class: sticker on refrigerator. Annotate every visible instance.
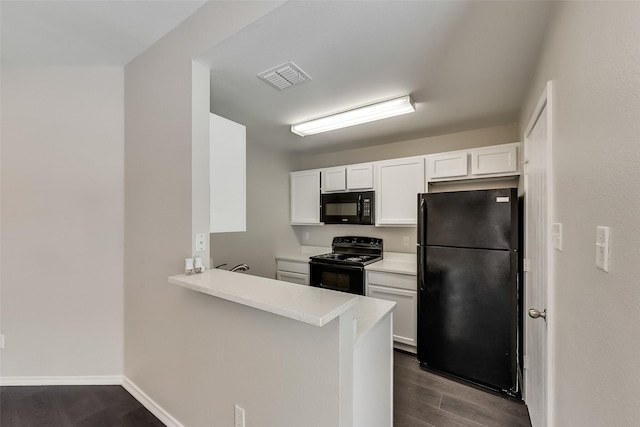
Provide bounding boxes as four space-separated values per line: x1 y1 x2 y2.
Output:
496 197 510 203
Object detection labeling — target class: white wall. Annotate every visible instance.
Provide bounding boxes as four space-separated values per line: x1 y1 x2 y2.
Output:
125 2 348 426
0 66 124 378
296 124 519 253
520 2 640 425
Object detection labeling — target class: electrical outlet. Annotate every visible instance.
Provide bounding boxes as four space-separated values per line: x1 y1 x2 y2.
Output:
304 231 310 241
195 233 206 253
595 226 611 272
552 223 563 251
403 236 410 246
234 404 245 427
0 334 4 349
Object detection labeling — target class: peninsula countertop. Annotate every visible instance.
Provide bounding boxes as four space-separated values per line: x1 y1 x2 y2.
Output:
169 268 395 341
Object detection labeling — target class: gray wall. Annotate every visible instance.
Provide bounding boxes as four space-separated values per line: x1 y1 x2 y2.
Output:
295 123 520 253
519 2 640 425
1 66 124 378
125 2 344 426
210 139 300 278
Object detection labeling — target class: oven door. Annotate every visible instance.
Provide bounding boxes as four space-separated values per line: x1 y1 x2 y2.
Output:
309 261 365 295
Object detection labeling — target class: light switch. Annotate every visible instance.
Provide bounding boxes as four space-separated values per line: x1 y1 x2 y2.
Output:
595 226 610 272
552 223 563 251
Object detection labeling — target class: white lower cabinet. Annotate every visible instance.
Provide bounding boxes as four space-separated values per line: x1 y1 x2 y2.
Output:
276 271 309 285
276 258 310 285
366 270 417 352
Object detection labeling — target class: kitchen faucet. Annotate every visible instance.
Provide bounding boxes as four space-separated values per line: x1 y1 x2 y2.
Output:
230 263 250 272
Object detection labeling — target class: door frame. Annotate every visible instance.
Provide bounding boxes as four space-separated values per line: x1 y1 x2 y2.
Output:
523 80 555 426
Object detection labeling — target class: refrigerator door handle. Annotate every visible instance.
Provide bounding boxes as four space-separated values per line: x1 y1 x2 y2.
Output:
417 246 425 292
417 194 427 246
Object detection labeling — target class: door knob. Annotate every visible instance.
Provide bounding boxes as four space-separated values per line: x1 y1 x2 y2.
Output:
528 308 547 320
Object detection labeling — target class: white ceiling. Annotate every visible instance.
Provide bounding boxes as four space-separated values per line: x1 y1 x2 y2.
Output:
2 1 556 154
200 1 555 153
0 0 207 66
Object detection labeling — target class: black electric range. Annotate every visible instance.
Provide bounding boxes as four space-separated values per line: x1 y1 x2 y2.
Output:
309 236 383 295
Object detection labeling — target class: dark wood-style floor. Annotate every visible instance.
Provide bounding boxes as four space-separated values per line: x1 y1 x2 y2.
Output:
0 353 530 427
394 350 531 427
0 384 164 427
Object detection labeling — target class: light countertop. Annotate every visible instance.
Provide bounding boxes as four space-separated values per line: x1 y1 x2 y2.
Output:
168 268 395 342
275 246 330 263
366 252 417 275
353 296 396 342
169 268 357 327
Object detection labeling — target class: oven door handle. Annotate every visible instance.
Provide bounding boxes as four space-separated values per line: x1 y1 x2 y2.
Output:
310 261 365 271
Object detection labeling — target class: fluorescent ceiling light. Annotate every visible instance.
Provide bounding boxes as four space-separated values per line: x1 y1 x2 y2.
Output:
291 95 415 137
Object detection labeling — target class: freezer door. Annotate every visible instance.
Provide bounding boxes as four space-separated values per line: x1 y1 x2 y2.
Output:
417 193 428 246
425 188 518 250
418 246 517 392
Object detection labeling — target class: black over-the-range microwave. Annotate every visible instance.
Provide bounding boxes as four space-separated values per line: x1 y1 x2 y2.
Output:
321 191 375 225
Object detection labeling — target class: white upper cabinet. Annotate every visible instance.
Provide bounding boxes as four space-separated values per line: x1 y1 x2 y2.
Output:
375 156 425 226
426 142 521 183
426 151 468 179
290 170 322 225
322 163 373 192
470 143 518 175
322 167 347 192
346 163 374 190
210 113 246 233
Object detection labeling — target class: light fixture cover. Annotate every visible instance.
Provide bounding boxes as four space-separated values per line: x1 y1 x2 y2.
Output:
291 95 415 137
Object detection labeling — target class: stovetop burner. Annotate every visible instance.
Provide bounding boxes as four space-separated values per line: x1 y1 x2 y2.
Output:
310 236 383 266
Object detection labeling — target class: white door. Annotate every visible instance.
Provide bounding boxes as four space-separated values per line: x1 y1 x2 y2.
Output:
523 82 553 427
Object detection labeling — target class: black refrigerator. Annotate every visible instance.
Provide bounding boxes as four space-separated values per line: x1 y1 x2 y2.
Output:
417 188 519 396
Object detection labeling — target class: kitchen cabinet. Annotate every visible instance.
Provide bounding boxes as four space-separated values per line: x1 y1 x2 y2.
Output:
210 113 246 233
346 163 374 190
322 167 346 192
426 151 468 179
276 258 309 285
374 156 425 226
321 163 374 193
470 143 518 175
290 170 322 225
426 142 521 183
366 270 417 352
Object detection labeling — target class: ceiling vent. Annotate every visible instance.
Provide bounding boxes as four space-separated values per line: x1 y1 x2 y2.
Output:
257 61 311 91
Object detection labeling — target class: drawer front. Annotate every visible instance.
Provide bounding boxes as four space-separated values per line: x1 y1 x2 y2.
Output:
367 270 416 291
276 271 309 285
276 259 309 275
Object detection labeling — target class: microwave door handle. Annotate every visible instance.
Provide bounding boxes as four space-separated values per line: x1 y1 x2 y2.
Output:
357 194 362 219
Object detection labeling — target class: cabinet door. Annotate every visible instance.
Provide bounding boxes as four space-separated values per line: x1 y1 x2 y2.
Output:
210 113 246 233
346 163 374 190
322 167 346 192
470 144 518 175
368 284 417 347
426 151 468 180
290 170 321 225
375 157 425 226
276 271 309 285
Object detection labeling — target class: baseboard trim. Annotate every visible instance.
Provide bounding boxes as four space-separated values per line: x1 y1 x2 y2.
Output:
122 376 183 427
0 375 123 386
